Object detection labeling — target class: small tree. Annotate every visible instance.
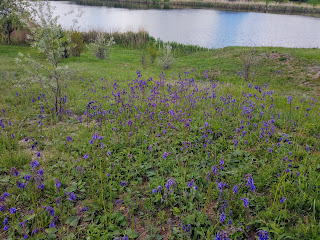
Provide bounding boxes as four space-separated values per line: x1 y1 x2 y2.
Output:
158 43 175 70
88 33 115 59
16 1 75 114
0 0 31 44
239 49 261 82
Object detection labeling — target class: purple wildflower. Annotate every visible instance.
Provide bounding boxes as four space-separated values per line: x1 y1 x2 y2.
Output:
163 152 169 159
32 228 39 234
65 192 76 201
17 181 26 189
257 230 270 240
233 185 239 195
187 179 194 188
37 169 44 176
30 160 39 168
11 167 20 177
3 218 9 231
240 198 249 208
280 197 286 203
246 175 256 192
219 212 226 222
49 219 55 228
55 178 61 189
10 207 17 214
43 206 55 216
24 175 32 181
212 165 218 175
81 207 87 212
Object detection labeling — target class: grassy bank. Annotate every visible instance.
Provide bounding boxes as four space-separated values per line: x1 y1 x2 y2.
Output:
0 43 320 239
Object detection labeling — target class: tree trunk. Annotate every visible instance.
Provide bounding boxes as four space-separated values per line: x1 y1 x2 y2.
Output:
6 23 14 45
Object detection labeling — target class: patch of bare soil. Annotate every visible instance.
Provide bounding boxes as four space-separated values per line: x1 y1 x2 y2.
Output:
307 65 320 80
206 200 218 222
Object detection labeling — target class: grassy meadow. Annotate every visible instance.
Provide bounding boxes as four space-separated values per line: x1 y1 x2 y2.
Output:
0 42 320 239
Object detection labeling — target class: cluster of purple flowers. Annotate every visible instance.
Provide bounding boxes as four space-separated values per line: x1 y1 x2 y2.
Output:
186 179 199 190
246 174 256 192
152 185 162 194
65 192 77 202
89 132 104 145
257 230 270 240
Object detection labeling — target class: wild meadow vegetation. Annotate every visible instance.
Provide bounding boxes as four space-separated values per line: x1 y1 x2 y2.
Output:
1 1 320 240
1 39 320 239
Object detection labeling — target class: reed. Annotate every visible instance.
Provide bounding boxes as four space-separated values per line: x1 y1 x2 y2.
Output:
80 30 151 49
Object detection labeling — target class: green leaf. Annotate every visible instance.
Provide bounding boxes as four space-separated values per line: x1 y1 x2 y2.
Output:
172 207 181 217
45 228 57 234
0 176 10 183
125 228 139 238
65 216 80 227
23 214 35 221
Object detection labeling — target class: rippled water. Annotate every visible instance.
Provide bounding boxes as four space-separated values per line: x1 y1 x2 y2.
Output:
49 1 320 48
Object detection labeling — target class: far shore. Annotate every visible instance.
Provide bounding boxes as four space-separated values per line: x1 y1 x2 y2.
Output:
102 0 320 17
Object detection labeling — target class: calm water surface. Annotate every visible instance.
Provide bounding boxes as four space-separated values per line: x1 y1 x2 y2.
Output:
49 1 320 48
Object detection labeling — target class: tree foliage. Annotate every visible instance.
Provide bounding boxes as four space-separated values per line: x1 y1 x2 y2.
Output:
16 1 75 113
0 0 31 44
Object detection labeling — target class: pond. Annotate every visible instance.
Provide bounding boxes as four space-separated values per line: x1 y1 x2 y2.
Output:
49 1 320 48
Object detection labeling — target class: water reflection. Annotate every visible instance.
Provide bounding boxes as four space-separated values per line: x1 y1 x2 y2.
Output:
50 1 320 48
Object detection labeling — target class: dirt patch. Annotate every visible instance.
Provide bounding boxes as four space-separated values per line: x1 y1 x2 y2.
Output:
307 65 320 80
268 52 293 63
205 200 218 222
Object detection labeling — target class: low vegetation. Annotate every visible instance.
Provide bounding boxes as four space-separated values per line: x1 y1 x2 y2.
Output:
0 39 320 239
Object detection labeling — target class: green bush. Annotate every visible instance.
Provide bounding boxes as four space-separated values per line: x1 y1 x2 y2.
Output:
71 31 85 57
147 42 158 64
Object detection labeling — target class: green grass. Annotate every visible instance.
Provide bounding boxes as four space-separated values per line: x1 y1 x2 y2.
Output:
2 44 320 94
0 43 320 239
